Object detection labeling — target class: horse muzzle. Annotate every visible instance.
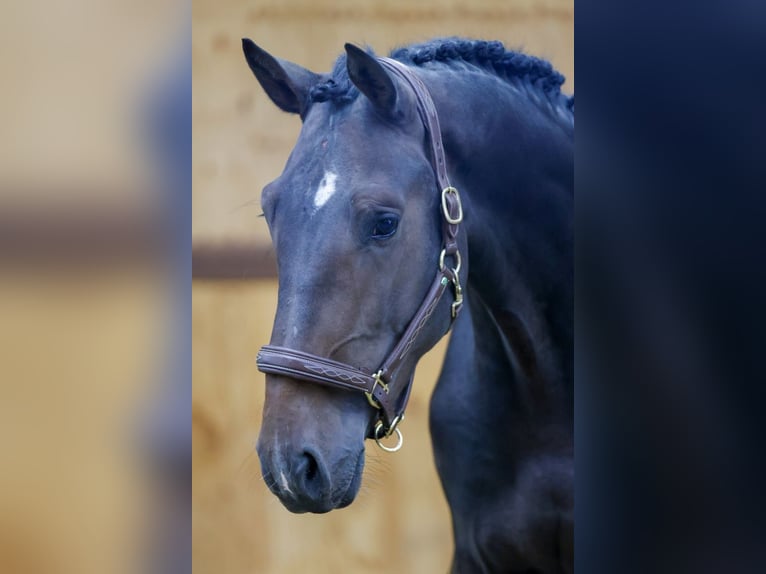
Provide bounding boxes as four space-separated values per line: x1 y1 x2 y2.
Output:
257 439 365 513
256 374 368 513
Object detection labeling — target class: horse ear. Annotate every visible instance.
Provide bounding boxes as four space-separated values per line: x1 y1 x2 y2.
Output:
242 39 319 116
344 43 399 117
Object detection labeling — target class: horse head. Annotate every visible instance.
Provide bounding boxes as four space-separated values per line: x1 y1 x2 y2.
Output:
243 40 462 513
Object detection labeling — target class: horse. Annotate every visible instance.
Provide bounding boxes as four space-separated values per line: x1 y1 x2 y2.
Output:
243 37 573 573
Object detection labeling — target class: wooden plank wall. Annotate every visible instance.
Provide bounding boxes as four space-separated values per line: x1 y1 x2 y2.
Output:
193 1 572 572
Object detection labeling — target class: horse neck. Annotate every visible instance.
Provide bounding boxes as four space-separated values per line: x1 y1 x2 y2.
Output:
428 69 574 416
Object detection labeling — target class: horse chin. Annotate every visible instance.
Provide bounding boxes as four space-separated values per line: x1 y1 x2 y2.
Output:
280 497 333 515
333 448 365 510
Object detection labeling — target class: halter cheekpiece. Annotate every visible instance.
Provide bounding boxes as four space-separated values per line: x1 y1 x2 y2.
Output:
256 58 464 452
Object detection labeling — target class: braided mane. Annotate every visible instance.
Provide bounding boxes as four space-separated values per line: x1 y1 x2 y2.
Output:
309 37 573 114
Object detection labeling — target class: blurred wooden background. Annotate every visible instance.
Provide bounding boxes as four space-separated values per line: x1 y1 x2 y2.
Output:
192 0 572 572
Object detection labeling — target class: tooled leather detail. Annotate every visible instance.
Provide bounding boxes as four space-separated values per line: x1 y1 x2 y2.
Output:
397 276 448 362
303 364 369 386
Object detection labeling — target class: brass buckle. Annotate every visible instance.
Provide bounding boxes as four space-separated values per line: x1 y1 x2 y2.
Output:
441 187 463 224
364 370 388 409
439 249 464 319
374 419 404 452
451 277 463 319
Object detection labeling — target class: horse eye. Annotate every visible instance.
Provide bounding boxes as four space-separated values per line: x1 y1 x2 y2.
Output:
371 214 399 239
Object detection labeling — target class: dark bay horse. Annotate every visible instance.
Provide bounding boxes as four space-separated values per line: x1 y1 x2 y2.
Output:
243 37 573 573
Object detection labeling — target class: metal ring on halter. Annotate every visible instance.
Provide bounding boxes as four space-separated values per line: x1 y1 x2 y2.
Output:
374 420 404 452
441 187 463 224
439 248 462 275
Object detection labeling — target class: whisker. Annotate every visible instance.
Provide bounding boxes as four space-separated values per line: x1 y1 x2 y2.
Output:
237 449 259 473
228 197 262 215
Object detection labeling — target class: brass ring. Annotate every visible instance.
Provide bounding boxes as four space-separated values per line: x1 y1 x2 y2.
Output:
441 187 463 224
439 249 462 275
374 421 404 453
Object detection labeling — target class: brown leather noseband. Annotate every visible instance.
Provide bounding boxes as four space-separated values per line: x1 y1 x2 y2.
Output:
256 58 464 452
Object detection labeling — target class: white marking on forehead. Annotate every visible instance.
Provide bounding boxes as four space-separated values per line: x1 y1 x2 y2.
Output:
313 171 338 210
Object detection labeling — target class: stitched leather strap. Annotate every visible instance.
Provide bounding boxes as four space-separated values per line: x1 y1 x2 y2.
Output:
379 58 461 257
256 58 463 439
256 346 373 393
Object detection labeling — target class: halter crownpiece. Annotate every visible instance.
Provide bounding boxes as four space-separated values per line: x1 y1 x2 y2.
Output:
256 57 464 452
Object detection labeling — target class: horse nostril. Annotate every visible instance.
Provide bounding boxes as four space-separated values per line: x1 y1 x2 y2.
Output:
302 451 319 483
294 449 328 502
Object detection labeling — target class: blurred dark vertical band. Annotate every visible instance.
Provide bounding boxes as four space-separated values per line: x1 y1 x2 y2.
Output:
148 9 192 574
577 0 766 572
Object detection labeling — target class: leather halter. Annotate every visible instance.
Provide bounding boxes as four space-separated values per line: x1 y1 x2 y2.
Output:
256 57 464 451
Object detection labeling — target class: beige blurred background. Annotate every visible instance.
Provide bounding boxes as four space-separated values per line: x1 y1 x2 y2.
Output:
0 1 186 573
192 1 572 572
